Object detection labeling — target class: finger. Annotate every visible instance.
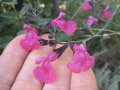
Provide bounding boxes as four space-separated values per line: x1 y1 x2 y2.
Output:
43 45 73 90
71 69 98 90
11 34 54 90
0 35 29 90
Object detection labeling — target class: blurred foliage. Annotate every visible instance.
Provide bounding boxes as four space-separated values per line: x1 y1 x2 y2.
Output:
0 0 120 90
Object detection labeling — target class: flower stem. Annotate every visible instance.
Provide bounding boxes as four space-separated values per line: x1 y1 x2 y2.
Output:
89 29 95 36
12 5 23 26
70 32 120 44
97 6 119 34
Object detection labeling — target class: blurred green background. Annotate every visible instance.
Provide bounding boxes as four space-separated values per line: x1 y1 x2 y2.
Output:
0 0 120 90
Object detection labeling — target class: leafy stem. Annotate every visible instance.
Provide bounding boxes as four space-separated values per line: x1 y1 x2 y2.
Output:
69 32 120 45
89 28 96 36
12 5 23 25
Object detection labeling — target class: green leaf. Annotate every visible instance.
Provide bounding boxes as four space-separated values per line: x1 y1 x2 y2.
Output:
56 32 72 42
0 17 14 32
94 63 120 90
0 11 16 19
16 30 28 35
44 8 52 17
19 4 33 18
1 0 17 6
0 36 14 49
37 18 51 26
110 1 117 12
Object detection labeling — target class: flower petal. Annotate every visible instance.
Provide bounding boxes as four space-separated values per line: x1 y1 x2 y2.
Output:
35 57 48 64
81 2 92 11
86 19 94 28
86 16 98 28
102 5 112 19
67 44 95 73
73 44 87 52
23 24 39 34
48 52 58 61
33 62 56 83
103 5 110 12
67 60 81 73
102 11 112 19
65 21 76 35
57 20 76 35
51 12 76 35
56 12 66 20
20 31 40 51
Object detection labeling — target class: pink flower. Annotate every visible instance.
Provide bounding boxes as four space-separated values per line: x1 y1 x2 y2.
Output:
48 52 59 61
34 52 58 83
51 12 66 27
51 12 76 35
56 20 76 35
35 57 47 64
23 24 39 34
35 51 58 64
102 5 112 19
67 44 95 73
73 44 87 52
20 31 41 51
33 62 56 83
86 16 98 28
87 0 91 1
81 2 92 11
54 12 66 21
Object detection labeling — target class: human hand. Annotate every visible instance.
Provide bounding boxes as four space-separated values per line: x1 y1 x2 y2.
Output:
0 34 98 90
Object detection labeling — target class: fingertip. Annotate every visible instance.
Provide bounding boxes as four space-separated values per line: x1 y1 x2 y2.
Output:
2 34 29 57
0 34 30 90
71 69 98 90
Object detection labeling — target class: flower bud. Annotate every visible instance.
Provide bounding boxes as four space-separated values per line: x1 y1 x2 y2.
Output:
39 39 48 46
54 44 68 58
48 34 54 39
48 40 57 47
23 15 37 24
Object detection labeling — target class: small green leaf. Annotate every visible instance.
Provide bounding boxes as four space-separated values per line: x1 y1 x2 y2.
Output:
110 1 117 12
19 4 33 18
16 30 28 35
0 11 16 19
37 18 51 26
1 0 17 6
0 36 14 49
56 32 72 42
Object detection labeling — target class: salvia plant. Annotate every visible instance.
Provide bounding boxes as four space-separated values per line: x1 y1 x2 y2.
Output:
18 0 120 83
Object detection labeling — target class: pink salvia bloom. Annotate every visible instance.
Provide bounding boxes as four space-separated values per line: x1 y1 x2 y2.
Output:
20 31 41 51
102 5 112 19
103 5 110 12
51 12 76 35
87 0 91 1
73 44 87 52
34 52 58 83
56 20 76 35
55 12 66 20
23 24 39 34
35 51 58 64
67 44 95 73
35 57 48 64
81 2 92 11
102 12 112 19
86 16 98 28
51 12 66 26
33 62 56 83
48 52 59 61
